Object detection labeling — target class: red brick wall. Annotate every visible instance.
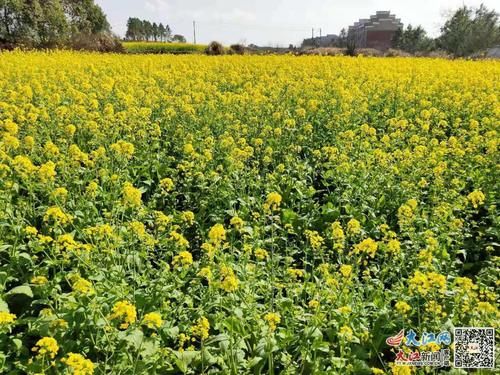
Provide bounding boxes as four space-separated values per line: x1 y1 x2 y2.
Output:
366 30 396 50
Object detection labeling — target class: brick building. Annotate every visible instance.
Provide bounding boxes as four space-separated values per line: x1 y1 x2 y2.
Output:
348 11 403 50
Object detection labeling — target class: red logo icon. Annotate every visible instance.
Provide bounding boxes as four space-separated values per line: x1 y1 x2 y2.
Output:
386 329 405 346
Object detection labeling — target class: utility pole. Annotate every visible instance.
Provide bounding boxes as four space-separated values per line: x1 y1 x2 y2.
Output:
193 20 197 44
312 28 314 39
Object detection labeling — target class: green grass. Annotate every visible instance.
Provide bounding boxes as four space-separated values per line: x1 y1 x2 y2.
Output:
122 41 207 54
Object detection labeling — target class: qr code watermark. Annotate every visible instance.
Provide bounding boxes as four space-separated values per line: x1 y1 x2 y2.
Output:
454 327 495 368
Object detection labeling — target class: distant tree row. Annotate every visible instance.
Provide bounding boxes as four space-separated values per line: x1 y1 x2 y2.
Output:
125 18 186 43
393 4 499 56
439 4 499 57
0 0 110 48
392 25 435 54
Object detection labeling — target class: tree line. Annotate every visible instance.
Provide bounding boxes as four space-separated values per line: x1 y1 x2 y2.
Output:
393 4 499 56
0 0 111 48
125 18 186 43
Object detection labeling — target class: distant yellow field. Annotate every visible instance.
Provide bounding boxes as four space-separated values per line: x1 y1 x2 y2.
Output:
0 51 498 374
122 41 207 54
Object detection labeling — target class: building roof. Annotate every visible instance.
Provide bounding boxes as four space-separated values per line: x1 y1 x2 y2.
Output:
348 11 402 32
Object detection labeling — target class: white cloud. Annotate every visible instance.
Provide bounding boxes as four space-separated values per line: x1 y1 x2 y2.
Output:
145 0 170 13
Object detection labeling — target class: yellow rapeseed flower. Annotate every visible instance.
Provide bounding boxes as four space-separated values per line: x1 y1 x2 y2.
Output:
44 206 72 225
347 219 361 235
142 312 163 329
31 276 48 285
24 226 38 236
181 211 195 225
305 230 324 250
38 161 57 183
208 223 226 245
62 353 95 375
352 238 378 258
395 301 411 315
254 248 268 260
122 182 142 207
264 312 281 332
265 192 282 211
159 177 174 192
172 251 193 267
32 337 59 359
110 140 135 159
230 216 244 229
0 311 16 326
109 300 137 329
467 190 485 208
191 317 210 340
72 276 94 295
339 264 353 278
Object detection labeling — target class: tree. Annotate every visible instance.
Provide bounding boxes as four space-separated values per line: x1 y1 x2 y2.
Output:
336 28 347 48
393 24 435 54
439 4 500 56
137 19 145 40
152 21 158 41
439 6 474 56
172 34 185 43
143 20 152 41
165 24 171 41
124 18 174 42
62 0 109 34
38 0 68 47
158 22 165 41
345 30 357 56
467 4 500 53
126 18 135 40
0 0 31 43
0 0 112 48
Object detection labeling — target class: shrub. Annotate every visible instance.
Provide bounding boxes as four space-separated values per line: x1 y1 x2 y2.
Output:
385 49 412 57
71 33 124 53
302 47 345 56
345 39 357 56
416 50 453 59
355 48 384 57
0 40 17 51
205 41 224 55
229 44 245 55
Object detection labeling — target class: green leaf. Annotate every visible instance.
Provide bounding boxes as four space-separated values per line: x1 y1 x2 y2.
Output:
16 253 32 265
304 326 323 340
352 359 372 375
282 209 298 224
12 338 23 351
204 333 229 346
5 285 34 315
140 340 158 357
352 344 370 360
174 351 199 374
5 285 33 299
247 356 263 368
124 329 144 349
0 298 9 312
167 326 179 339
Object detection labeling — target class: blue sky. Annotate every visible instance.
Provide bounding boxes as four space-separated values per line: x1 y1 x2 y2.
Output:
95 0 499 46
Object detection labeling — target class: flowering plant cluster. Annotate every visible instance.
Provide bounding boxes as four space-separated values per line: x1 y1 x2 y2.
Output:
0 52 498 374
